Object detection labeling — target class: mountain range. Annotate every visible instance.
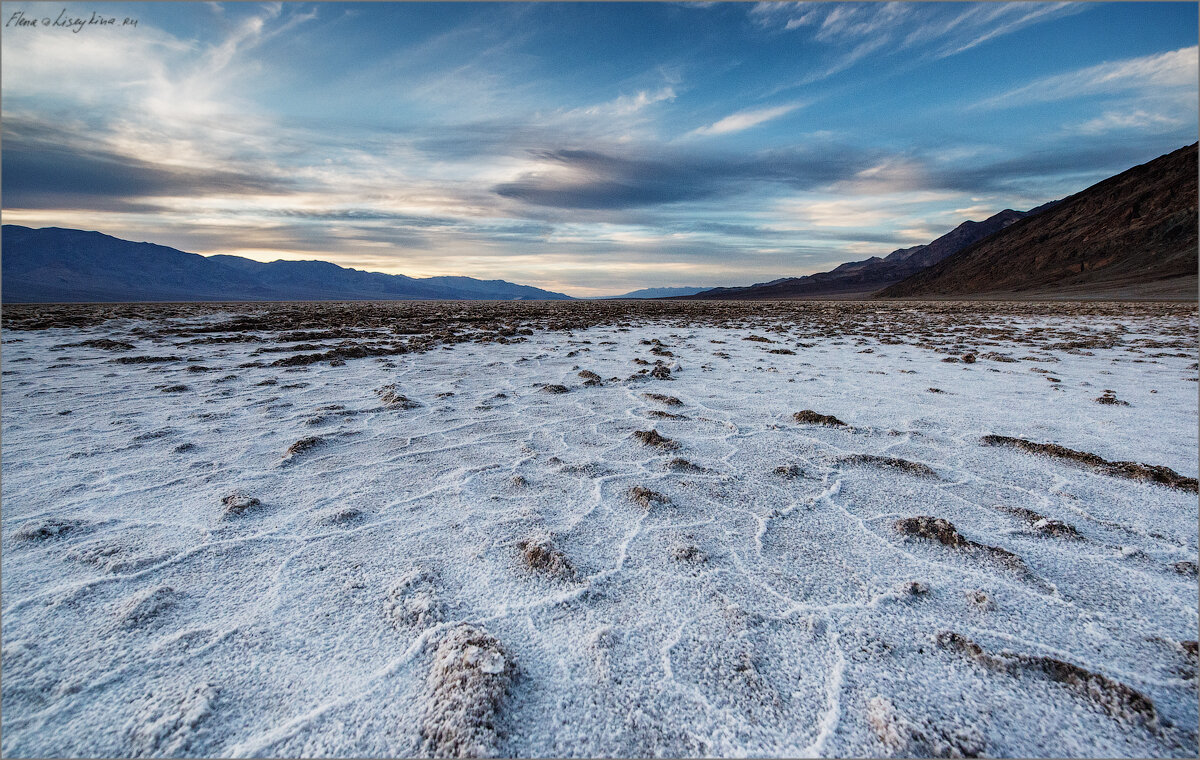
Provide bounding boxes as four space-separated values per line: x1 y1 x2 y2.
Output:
0 227 571 303
683 203 1056 300
879 143 1198 299
598 286 712 299
3 145 1194 304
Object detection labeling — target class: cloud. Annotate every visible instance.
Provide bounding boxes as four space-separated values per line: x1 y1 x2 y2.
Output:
688 101 803 136
974 46 1198 109
1 121 296 211
492 145 881 210
1076 109 1186 136
752 2 1084 83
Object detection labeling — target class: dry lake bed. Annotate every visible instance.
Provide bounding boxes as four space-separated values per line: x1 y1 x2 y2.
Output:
2 300 1197 757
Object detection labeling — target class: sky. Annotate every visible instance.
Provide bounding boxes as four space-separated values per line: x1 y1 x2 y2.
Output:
2 1 1196 297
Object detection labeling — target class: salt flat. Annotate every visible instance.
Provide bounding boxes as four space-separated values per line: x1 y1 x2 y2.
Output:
2 301 1197 758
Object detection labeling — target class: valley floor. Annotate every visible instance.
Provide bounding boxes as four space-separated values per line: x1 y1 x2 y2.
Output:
2 300 1197 757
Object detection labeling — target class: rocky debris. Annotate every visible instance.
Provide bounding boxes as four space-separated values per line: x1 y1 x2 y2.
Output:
961 353 977 363
935 631 1157 726
220 491 262 518
671 544 706 564
578 370 602 386
517 534 575 580
13 517 88 541
1095 390 1130 406
896 580 930 597
113 355 181 364
649 365 672 380
419 625 515 758
159 384 190 393
995 505 1081 539
647 410 687 420
643 393 682 406
541 384 570 394
743 335 774 343
376 384 421 409
629 486 670 509
982 435 1198 492
841 454 937 477
633 429 678 449
57 338 136 351
283 435 325 460
865 696 985 758
894 516 1026 572
1170 560 1198 577
792 410 847 427
666 458 704 472
773 464 806 479
965 589 994 611
981 351 1018 362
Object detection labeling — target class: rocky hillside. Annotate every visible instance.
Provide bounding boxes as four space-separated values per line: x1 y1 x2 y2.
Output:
879 144 1198 299
686 206 1048 300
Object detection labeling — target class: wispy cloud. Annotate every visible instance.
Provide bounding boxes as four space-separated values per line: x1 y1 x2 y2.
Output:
1075 109 1186 136
752 2 1084 82
974 45 1199 109
688 101 803 137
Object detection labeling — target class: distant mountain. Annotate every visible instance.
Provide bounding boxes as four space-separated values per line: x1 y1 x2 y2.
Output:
599 286 712 299
684 204 1052 300
879 143 1198 299
1 226 573 302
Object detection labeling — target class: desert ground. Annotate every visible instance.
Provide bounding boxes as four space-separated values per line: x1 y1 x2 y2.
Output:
1 299 1197 758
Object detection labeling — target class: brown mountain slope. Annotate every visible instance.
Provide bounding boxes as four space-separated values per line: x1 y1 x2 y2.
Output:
878 144 1198 299
682 206 1048 300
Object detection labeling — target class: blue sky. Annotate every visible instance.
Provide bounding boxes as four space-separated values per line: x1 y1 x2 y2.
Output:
2 2 1196 296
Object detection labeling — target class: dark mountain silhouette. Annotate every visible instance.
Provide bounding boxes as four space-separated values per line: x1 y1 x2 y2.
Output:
684 203 1054 300
1 226 572 302
879 144 1198 299
599 286 712 299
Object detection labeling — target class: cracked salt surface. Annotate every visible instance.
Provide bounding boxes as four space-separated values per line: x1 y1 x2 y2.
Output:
2 309 1197 757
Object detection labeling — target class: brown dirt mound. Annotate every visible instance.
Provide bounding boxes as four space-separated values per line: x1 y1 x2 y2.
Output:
541 384 569 394
517 534 575 579
629 486 670 509
935 631 1157 726
981 435 1198 492
633 430 678 449
284 436 325 460
793 410 846 427
894 516 1026 572
995 505 1081 539
376 384 421 409
643 393 683 406
647 410 687 420
842 454 936 477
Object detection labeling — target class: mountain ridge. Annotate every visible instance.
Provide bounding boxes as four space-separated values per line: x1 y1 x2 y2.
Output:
682 204 1050 300
878 143 1198 299
1 226 573 303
